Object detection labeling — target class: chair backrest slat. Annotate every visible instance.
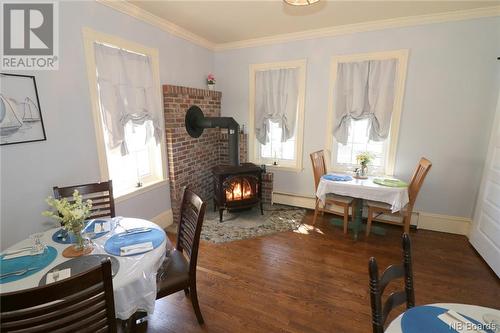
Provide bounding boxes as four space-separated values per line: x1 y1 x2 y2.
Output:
94 325 111 333
91 212 114 219
64 195 111 203
7 301 108 333
91 319 112 333
51 308 108 333
382 291 407 322
53 180 116 219
368 233 414 333
2 293 106 330
310 150 327 191
408 158 432 207
91 202 112 210
1 259 116 333
1 283 104 322
175 188 206 277
379 264 404 294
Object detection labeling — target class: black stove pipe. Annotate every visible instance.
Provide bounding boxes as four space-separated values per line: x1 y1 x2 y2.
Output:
185 105 240 166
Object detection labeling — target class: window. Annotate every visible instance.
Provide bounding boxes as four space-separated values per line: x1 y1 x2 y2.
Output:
326 50 408 175
83 28 166 199
248 60 306 170
334 118 388 175
104 119 163 194
259 120 296 162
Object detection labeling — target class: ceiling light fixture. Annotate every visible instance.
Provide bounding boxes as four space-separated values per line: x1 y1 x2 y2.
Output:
284 0 320 6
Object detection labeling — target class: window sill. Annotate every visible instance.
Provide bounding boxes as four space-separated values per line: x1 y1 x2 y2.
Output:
265 164 303 173
114 179 168 204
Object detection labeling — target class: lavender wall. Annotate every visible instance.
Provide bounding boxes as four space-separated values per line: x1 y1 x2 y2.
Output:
0 1 214 249
215 17 500 218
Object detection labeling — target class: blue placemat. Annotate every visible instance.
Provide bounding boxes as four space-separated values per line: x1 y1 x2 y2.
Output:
104 229 165 256
401 305 494 333
52 219 112 244
0 246 58 284
322 173 353 181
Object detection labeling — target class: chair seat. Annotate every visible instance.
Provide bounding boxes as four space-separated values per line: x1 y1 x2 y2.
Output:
366 200 392 210
326 193 353 204
367 200 408 213
157 249 190 298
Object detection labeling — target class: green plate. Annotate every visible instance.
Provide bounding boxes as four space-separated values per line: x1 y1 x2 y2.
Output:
373 178 408 187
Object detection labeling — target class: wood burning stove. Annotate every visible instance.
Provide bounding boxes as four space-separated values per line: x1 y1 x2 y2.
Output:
212 163 263 222
185 105 264 222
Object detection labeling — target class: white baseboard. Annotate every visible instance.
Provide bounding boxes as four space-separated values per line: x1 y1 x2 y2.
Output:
151 209 173 229
417 212 471 236
272 191 470 235
273 191 316 209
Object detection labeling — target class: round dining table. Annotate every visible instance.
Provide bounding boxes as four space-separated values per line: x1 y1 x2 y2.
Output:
385 303 500 333
0 217 169 320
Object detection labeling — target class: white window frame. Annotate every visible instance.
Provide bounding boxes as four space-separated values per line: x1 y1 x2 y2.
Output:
82 27 167 201
248 59 307 172
334 118 390 175
325 49 409 176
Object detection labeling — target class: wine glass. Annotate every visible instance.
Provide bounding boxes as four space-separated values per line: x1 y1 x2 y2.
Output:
29 233 46 253
113 216 125 232
82 229 95 248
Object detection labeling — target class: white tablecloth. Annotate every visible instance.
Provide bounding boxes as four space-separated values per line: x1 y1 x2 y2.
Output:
0 217 167 320
385 303 500 332
316 177 409 212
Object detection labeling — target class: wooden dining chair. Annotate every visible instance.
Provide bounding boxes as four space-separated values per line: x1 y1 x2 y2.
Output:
310 150 355 232
53 180 116 219
366 158 432 236
368 233 415 333
1 259 117 333
156 188 207 324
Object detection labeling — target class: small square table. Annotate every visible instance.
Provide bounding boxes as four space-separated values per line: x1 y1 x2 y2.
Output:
316 176 409 239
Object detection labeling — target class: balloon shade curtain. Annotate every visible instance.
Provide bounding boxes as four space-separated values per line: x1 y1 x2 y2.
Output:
333 59 397 145
94 42 162 155
254 68 299 145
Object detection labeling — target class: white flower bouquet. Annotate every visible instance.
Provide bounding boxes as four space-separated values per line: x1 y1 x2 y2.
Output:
42 190 92 249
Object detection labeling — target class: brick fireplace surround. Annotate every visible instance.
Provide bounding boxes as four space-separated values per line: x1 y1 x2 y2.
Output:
163 85 273 222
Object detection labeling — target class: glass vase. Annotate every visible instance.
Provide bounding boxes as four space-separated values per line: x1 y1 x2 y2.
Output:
74 231 85 250
361 164 368 177
62 221 93 258
71 220 91 251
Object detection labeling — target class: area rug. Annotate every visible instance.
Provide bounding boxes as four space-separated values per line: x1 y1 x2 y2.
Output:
166 204 306 243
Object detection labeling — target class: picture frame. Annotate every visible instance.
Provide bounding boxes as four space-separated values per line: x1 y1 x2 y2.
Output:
0 73 47 146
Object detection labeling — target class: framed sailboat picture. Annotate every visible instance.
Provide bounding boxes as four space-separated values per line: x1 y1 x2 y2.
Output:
0 73 46 145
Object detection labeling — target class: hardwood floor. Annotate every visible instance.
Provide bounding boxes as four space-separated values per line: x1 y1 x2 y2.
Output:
133 210 500 333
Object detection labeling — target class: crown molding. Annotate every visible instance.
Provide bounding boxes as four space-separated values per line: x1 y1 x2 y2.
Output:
214 5 500 51
96 1 500 53
96 0 216 50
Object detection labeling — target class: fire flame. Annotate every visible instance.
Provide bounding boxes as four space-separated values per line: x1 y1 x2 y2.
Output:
226 181 253 201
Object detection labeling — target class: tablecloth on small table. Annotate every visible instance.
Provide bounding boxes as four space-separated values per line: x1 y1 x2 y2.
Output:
316 177 409 213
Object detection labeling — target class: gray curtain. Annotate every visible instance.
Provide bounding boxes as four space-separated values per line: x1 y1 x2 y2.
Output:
333 59 397 144
254 68 299 144
94 42 162 155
